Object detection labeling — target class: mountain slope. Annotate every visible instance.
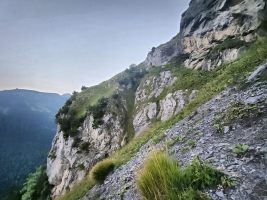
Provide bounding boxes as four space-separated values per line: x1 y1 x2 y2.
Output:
47 0 267 199
0 89 69 197
84 61 267 200
56 37 267 200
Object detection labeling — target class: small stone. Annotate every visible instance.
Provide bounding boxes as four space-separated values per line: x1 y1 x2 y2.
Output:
224 126 230 134
216 191 225 198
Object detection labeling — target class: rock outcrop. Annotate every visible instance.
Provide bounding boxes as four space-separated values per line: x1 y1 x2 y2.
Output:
158 89 197 121
145 0 266 70
47 96 129 196
133 70 197 134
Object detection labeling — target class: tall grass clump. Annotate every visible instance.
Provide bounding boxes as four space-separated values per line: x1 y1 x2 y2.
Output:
90 159 115 183
137 152 225 200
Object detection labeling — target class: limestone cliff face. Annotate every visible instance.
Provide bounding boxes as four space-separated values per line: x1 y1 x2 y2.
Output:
47 0 266 198
47 95 129 197
145 0 266 69
133 70 197 134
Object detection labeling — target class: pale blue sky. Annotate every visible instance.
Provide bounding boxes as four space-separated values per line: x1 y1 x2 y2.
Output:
0 0 190 94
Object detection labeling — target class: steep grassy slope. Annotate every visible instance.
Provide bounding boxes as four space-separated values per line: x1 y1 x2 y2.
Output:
56 37 267 200
55 66 146 139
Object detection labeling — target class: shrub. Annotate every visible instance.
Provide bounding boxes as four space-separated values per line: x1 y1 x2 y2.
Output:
20 166 51 200
137 152 225 200
183 157 224 190
78 164 85 171
72 137 81 148
214 123 224 134
81 86 88 91
88 97 109 129
79 142 90 152
48 150 56 160
90 159 115 183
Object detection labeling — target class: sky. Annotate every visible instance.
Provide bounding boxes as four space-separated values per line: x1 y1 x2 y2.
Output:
0 0 190 94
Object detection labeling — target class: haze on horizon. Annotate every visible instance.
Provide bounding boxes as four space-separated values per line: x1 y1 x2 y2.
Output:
0 0 190 94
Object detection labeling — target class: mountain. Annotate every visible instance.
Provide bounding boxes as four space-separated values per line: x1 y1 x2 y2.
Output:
46 0 267 199
0 89 69 197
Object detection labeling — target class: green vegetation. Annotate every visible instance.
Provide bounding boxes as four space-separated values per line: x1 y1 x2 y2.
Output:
118 65 146 88
56 65 146 139
56 38 267 200
232 143 249 157
90 159 115 184
56 82 117 138
137 152 226 200
20 166 51 200
88 97 108 129
222 103 264 124
214 123 224 134
166 136 185 148
186 140 196 149
79 142 90 152
57 177 95 200
77 164 85 171
212 101 267 134
214 102 266 135
221 176 235 188
148 64 216 104
262 20 267 32
152 133 165 144
207 37 248 60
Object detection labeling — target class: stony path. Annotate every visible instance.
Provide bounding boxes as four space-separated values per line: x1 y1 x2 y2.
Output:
83 65 267 200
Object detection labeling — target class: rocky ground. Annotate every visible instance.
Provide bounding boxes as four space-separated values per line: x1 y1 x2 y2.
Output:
82 62 267 200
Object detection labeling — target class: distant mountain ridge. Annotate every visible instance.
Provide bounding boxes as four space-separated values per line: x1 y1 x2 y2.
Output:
0 89 69 197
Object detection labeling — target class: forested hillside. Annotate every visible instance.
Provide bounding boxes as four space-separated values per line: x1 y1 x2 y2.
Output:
0 89 69 198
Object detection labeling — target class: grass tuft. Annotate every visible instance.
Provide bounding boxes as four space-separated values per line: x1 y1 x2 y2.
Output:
137 152 225 200
90 159 115 184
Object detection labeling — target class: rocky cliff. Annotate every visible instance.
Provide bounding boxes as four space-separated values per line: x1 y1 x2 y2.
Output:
47 0 267 198
145 0 266 70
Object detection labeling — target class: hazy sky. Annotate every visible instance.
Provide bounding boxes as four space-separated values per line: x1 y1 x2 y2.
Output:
0 0 190 94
